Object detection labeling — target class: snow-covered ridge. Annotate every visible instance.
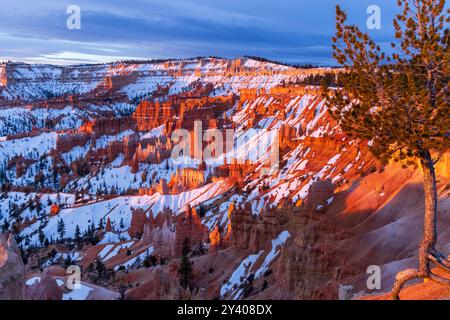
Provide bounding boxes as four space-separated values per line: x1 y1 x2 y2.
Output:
0 57 326 103
0 57 331 137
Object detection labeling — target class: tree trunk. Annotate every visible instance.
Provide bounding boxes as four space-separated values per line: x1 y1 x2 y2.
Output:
419 150 438 276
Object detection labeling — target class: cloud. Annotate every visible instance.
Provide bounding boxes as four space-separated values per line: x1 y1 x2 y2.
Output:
0 0 401 65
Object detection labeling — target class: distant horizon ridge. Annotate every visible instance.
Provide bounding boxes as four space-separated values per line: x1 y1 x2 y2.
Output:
0 55 338 69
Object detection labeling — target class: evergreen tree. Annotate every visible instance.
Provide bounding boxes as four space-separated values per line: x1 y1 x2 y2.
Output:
38 229 45 245
57 218 66 241
118 283 127 300
242 273 255 299
74 225 81 243
95 258 107 280
64 254 74 268
143 252 157 268
325 0 449 299
178 238 193 289
98 218 104 230
2 219 9 233
34 195 42 214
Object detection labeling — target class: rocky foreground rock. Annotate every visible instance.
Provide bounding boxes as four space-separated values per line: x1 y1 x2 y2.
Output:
0 233 26 300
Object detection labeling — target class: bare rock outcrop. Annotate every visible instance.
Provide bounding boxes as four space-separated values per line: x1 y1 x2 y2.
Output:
229 202 290 252
79 117 135 136
126 264 189 300
173 205 208 256
209 225 222 249
128 208 149 238
0 233 26 300
298 179 334 213
56 133 90 153
26 269 62 300
143 219 175 249
275 217 339 300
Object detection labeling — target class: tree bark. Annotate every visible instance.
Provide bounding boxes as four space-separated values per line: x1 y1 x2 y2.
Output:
418 150 438 277
391 150 447 299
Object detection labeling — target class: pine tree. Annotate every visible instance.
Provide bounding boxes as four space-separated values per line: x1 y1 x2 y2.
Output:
1 219 9 233
64 254 74 268
118 283 127 300
178 238 193 289
74 225 81 243
95 258 107 280
325 1 449 299
34 195 42 213
98 218 104 230
57 218 66 241
38 229 45 245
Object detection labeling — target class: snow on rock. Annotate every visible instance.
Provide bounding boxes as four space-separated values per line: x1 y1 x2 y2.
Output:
62 284 93 301
221 231 291 300
254 231 290 278
113 246 154 271
102 242 134 262
220 251 263 300
0 192 75 226
0 132 57 161
326 196 334 205
98 232 131 245
97 244 115 260
19 180 229 247
26 276 41 286
42 252 83 268
140 125 165 140
327 154 341 165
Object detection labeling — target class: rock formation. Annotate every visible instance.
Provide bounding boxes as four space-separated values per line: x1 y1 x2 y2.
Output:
128 208 149 238
79 117 135 136
297 179 334 213
50 204 60 217
26 269 62 300
174 205 208 256
229 202 290 252
0 233 26 300
1 57 448 301
105 217 112 232
143 219 175 250
56 133 90 153
209 225 222 249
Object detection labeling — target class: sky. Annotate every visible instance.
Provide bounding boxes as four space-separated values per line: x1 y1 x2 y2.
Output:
0 0 402 65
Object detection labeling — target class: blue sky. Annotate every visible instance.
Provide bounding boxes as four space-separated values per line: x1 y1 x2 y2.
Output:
0 0 401 65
